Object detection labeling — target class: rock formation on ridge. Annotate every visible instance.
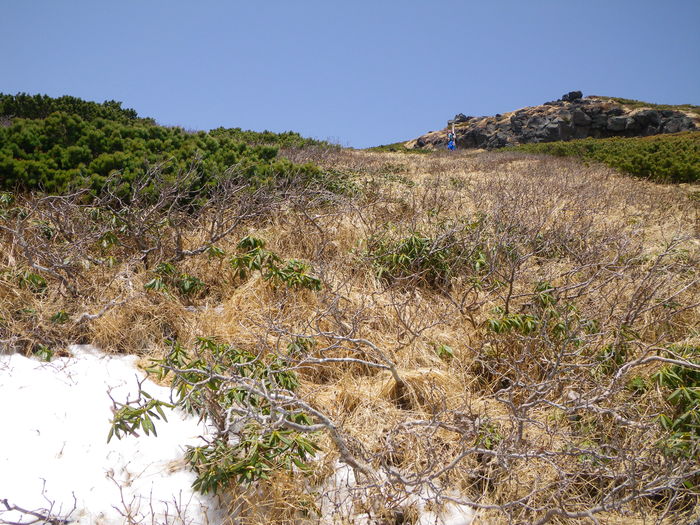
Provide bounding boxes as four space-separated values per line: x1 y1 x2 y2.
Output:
406 92 698 150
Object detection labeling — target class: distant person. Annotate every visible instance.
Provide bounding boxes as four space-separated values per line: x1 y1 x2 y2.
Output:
447 130 456 151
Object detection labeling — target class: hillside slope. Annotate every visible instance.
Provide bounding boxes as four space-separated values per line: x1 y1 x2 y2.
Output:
407 92 699 150
2 146 698 524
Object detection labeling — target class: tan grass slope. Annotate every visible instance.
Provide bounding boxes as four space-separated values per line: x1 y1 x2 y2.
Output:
1 147 698 524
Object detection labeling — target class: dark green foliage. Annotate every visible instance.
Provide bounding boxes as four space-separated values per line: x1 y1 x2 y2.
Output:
0 94 345 197
653 345 700 457
32 344 54 362
209 127 332 149
108 391 173 443
144 262 207 298
50 310 70 324
18 270 48 294
510 132 700 183
109 337 320 495
0 92 148 123
230 236 322 290
369 232 454 286
153 337 319 494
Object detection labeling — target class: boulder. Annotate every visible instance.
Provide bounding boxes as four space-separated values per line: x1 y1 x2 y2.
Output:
662 117 693 134
591 114 608 128
607 116 628 131
633 109 660 127
485 132 510 149
572 126 590 139
510 116 524 133
572 109 591 126
561 91 583 102
624 117 641 132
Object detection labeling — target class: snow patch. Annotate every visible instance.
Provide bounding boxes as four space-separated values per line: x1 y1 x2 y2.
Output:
319 461 476 525
0 345 224 525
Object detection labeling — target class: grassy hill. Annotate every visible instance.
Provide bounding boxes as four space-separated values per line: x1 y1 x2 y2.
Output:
0 95 698 524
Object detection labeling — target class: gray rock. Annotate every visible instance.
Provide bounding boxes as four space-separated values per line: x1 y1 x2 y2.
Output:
572 109 591 126
663 117 687 133
561 91 583 102
572 126 590 139
624 117 641 132
591 114 608 128
416 96 698 151
510 116 524 132
607 116 628 131
634 109 660 127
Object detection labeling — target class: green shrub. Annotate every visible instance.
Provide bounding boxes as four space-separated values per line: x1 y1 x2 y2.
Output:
144 262 207 298
0 92 147 123
653 345 699 457
591 96 700 116
509 132 700 183
368 232 454 286
0 94 346 198
230 236 321 291
18 270 47 294
109 337 320 495
367 141 431 154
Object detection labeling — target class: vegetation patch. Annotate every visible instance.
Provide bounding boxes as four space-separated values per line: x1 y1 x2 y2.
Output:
591 95 700 116
367 141 431 154
509 132 700 182
109 337 320 495
0 93 346 197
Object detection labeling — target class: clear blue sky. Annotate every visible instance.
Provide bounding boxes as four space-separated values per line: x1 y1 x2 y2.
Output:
2 1 699 148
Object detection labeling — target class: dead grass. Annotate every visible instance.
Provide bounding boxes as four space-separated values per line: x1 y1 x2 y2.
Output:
1 148 698 524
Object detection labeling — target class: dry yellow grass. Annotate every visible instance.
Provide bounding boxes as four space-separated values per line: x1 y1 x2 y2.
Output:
1 148 698 524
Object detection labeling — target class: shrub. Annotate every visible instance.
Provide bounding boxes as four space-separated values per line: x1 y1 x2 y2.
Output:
109 337 320 495
509 132 700 183
0 94 346 198
653 345 700 457
230 236 321 290
368 232 454 286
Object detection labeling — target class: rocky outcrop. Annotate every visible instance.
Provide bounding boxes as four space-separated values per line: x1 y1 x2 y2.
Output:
408 93 698 150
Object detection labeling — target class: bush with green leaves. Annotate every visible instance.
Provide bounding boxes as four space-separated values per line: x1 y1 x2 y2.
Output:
0 92 147 123
144 262 207 298
653 345 700 458
209 126 332 149
230 236 322 290
109 337 320 495
485 282 601 356
366 141 431 154
591 96 700 116
366 218 490 289
367 232 456 287
509 132 700 183
0 94 345 198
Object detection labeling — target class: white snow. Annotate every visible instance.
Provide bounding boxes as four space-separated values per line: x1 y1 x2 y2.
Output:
319 462 476 525
0 345 224 525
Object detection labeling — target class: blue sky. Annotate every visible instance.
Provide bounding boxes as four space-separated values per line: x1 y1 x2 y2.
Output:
2 1 699 148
